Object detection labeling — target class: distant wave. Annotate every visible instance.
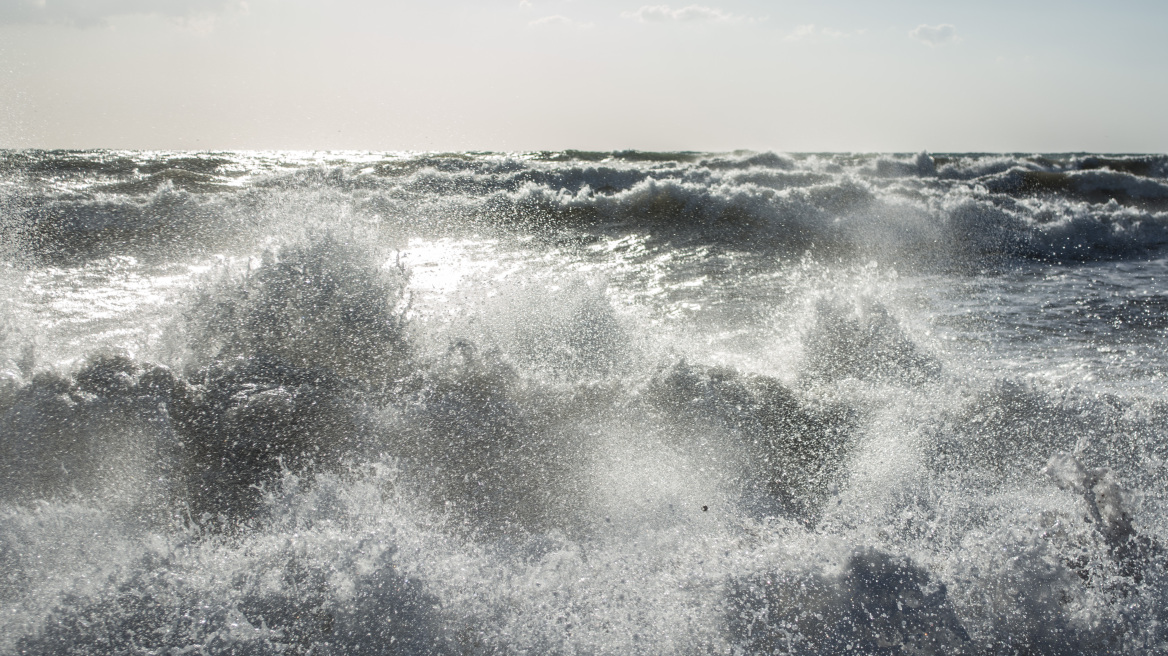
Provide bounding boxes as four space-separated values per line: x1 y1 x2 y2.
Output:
3 150 1166 265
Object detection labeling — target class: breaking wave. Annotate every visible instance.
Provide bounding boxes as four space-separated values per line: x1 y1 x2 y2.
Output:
4 150 1167 265
3 151 1168 654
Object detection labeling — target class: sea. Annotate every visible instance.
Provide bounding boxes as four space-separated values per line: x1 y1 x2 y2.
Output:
1 149 1167 654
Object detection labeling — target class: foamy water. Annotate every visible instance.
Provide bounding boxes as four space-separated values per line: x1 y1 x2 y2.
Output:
1 150 1167 654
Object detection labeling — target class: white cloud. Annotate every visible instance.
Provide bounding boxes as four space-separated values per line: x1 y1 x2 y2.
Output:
529 14 593 29
624 5 670 21
910 23 958 46
621 4 741 23
785 24 849 41
787 24 815 40
0 0 246 27
519 0 532 7
672 6 731 22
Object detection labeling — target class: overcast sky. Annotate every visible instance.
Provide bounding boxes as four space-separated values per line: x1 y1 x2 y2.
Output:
1 0 1166 152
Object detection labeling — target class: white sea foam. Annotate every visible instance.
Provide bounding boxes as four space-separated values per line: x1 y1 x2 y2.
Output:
2 151 1168 654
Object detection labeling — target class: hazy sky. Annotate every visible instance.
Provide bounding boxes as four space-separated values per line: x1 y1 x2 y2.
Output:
1 0 1166 152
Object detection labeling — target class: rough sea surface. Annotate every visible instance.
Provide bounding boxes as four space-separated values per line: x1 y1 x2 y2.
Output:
1 149 1168 654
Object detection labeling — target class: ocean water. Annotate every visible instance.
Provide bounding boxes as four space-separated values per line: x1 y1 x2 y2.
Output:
1 149 1167 654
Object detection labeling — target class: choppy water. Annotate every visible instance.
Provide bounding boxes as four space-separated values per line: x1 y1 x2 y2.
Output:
1 149 1168 654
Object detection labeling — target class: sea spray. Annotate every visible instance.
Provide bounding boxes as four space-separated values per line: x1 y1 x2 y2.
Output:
1 150 1167 654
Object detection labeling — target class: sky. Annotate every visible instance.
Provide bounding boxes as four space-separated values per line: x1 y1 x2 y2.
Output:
1 0 1166 152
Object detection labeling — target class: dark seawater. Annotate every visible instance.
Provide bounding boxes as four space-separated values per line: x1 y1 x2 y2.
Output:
1 149 1168 654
